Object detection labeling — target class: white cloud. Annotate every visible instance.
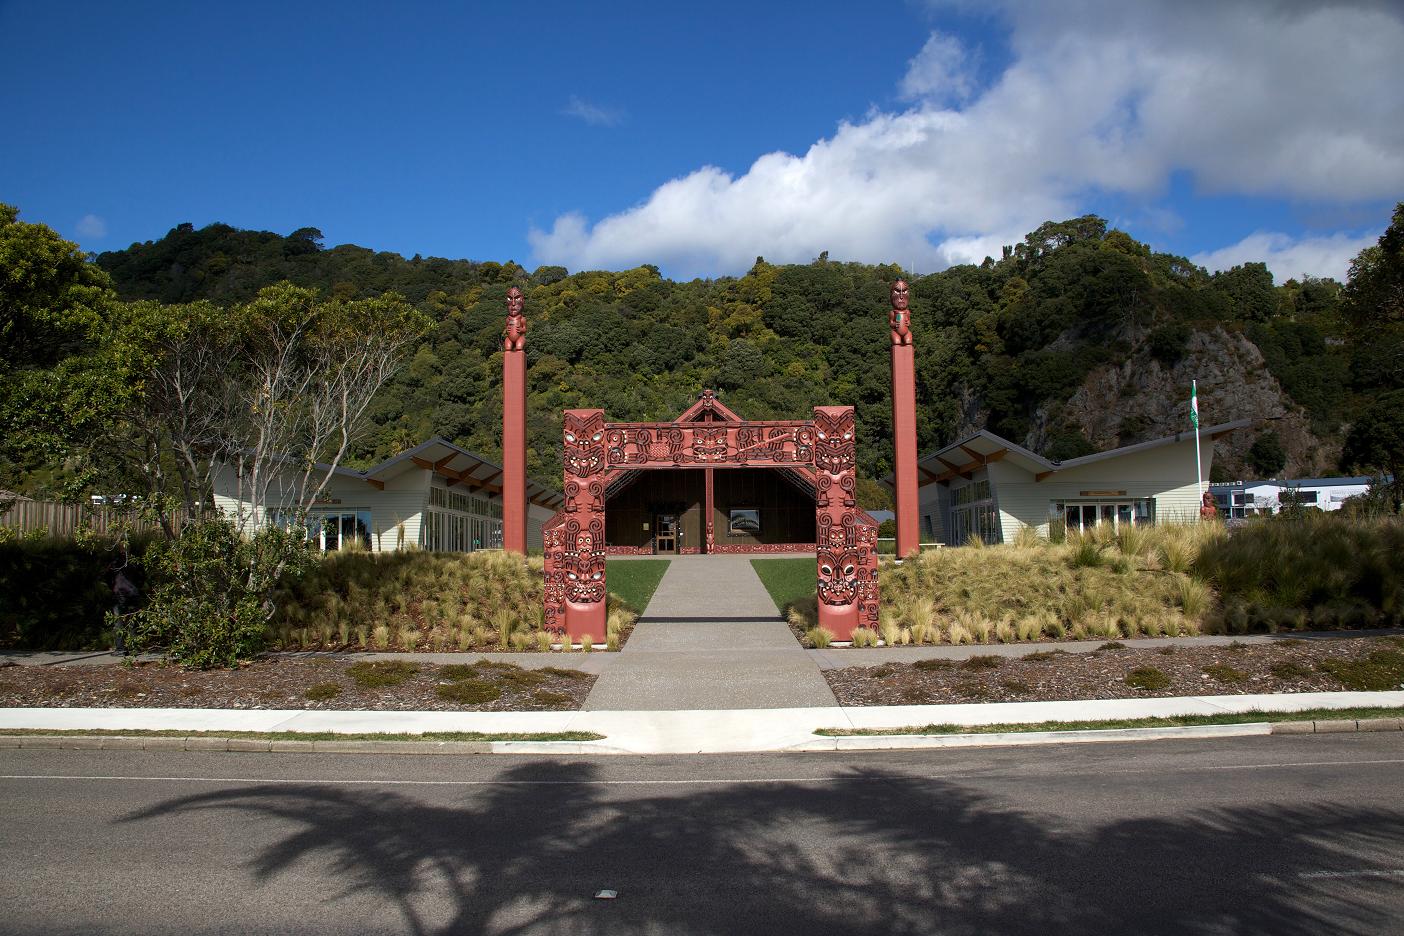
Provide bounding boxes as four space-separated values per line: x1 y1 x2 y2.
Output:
530 0 1404 279
75 213 107 240
899 31 977 105
562 95 624 127
1190 230 1375 283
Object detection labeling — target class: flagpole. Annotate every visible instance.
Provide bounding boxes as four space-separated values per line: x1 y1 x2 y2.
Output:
1192 379 1203 506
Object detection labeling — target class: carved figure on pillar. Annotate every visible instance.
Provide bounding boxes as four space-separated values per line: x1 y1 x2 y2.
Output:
550 408 608 641
503 286 528 352
889 278 920 558
502 286 528 554
889 279 912 346
812 406 877 640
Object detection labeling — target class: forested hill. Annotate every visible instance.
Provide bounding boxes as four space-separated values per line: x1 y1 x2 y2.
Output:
96 217 1363 491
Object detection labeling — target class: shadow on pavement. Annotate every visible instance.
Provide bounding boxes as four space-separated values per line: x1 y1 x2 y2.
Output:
119 760 1404 935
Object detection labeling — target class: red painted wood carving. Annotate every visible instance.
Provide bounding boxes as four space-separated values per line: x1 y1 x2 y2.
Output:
544 403 878 640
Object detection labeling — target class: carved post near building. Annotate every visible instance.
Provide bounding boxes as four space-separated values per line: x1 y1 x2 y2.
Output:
813 406 877 640
502 287 528 554
889 279 919 559
557 409 608 641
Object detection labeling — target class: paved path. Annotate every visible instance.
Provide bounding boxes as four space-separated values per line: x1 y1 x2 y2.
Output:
583 555 839 711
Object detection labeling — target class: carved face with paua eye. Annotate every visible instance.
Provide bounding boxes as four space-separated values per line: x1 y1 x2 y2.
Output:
506 286 525 318
563 412 606 478
691 427 729 462
563 524 606 603
812 409 855 475
817 549 859 606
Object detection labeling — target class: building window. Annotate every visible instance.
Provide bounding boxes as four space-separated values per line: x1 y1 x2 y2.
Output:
1051 499 1154 532
728 508 760 536
272 509 372 551
951 480 1000 545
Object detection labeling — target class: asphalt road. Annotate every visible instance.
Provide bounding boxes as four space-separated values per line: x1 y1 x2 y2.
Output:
2 734 1403 935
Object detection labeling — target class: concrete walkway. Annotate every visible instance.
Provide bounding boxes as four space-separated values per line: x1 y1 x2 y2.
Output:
582 555 839 711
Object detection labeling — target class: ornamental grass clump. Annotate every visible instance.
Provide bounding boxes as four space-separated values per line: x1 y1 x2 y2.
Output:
805 626 834 649
850 627 880 648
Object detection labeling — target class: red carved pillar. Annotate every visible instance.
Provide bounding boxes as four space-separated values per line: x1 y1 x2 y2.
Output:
558 409 607 641
813 406 876 641
502 287 528 554
889 279 920 559
704 467 715 553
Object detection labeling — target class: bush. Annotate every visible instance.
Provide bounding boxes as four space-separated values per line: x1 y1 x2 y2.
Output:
346 660 419 688
305 682 342 701
1125 667 1170 690
129 517 312 669
1197 515 1404 630
0 531 154 650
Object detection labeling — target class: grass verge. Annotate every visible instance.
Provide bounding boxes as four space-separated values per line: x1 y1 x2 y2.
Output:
814 706 1404 737
605 559 670 615
751 557 815 614
0 728 605 742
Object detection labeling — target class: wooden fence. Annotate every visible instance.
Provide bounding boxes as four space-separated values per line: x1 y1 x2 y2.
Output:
0 499 168 537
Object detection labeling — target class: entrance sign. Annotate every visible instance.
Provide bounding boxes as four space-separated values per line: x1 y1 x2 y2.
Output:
544 406 879 641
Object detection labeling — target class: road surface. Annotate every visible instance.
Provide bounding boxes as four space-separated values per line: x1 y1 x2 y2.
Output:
3 734 1402 934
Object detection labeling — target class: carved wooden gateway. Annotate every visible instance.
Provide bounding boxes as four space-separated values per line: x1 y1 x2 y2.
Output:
543 405 880 641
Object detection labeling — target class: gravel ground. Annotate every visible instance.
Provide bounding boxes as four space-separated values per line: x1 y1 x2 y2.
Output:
825 635 1404 705
0 658 595 711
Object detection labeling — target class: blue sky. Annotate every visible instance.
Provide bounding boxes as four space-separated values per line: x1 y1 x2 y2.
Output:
3 1 1400 282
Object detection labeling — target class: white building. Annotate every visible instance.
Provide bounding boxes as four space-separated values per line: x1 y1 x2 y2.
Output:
213 438 562 552
908 420 1251 544
1209 476 1375 519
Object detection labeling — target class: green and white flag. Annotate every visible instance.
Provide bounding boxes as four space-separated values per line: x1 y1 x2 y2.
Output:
1190 380 1199 429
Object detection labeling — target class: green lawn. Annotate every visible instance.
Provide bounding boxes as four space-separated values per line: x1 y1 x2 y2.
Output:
606 559 670 614
814 706 1404 736
751 557 815 613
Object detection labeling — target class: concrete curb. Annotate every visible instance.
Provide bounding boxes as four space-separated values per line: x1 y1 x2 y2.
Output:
0 735 631 755
3 691 1402 755
2 719 1399 755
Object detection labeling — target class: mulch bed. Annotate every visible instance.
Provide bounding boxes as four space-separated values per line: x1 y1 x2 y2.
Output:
0 658 595 712
825 636 1404 706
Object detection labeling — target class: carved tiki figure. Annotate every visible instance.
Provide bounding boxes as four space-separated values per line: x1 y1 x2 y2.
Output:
889 279 912 346
563 411 607 478
561 518 607 605
503 286 527 352
817 549 861 606
812 408 855 476
691 427 730 463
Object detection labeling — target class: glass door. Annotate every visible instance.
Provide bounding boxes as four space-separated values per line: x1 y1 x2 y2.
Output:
654 514 678 554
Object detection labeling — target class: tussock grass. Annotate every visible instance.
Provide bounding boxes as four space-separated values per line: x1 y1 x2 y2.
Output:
804 626 835 649
269 550 637 652
878 516 1402 648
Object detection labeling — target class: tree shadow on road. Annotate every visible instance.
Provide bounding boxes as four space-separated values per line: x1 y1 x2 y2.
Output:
119 759 1404 935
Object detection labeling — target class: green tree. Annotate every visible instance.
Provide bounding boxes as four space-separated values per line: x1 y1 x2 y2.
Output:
1343 202 1404 391
1341 390 1404 512
1246 430 1287 478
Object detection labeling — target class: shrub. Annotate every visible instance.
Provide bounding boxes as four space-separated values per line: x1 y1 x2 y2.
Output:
1203 663 1248 684
960 654 1004 670
1270 661 1311 680
805 626 834 648
304 682 342 701
130 517 313 669
435 680 501 704
1125 667 1170 691
913 658 954 671
346 660 419 688
1099 641 1127 651
531 690 573 707
1318 649 1404 691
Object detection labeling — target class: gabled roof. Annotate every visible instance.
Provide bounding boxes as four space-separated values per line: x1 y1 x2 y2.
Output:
325 438 564 510
902 419 1254 488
